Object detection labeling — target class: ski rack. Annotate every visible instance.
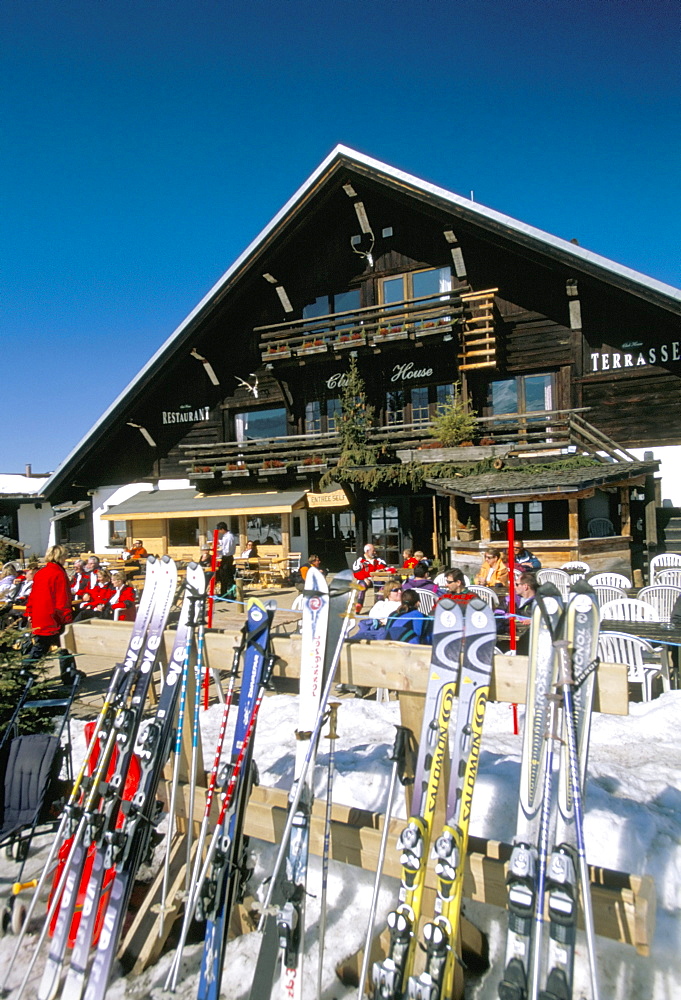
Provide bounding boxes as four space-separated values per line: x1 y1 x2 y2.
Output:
61 621 655 987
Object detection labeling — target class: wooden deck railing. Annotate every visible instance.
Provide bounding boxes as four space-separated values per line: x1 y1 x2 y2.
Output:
256 288 497 368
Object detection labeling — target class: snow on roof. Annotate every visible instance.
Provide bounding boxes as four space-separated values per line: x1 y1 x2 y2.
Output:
0 474 50 496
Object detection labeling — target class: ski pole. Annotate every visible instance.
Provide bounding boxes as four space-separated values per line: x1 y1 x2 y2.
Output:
165 653 275 992
317 702 340 999
257 583 355 928
554 639 600 1000
358 725 415 1000
186 601 207 888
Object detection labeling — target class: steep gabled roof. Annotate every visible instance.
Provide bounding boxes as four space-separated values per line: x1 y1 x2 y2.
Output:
43 145 681 500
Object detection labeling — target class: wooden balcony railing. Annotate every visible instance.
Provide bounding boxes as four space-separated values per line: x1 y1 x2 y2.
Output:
179 408 635 481
256 289 497 365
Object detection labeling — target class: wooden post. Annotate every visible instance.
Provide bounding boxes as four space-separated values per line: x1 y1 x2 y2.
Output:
620 487 631 539
568 498 579 558
479 502 491 542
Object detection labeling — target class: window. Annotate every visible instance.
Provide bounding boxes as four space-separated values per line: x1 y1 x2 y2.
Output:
169 518 199 547
247 514 282 545
302 289 361 329
490 375 553 415
411 386 430 424
386 389 406 425
370 503 401 565
108 521 127 546
489 500 568 539
305 401 321 434
379 266 451 304
327 398 342 432
234 407 288 441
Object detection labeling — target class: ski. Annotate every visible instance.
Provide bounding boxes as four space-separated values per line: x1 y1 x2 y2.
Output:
540 581 600 1000
498 583 564 1000
62 563 205 1000
36 555 177 1000
248 569 355 1000
407 596 497 1000
371 596 466 1000
195 597 275 1000
5 556 166 1000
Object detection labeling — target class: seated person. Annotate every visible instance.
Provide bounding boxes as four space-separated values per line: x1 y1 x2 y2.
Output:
384 589 431 644
436 569 474 605
70 558 87 596
352 543 388 614
0 565 36 627
125 540 148 560
514 571 538 618
105 570 137 621
513 538 541 572
299 554 322 583
403 563 439 594
402 548 419 571
369 581 403 624
240 540 259 559
75 556 101 599
75 568 116 621
0 563 18 600
475 548 509 589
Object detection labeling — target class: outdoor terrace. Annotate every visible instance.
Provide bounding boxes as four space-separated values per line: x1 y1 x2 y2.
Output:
178 408 635 482
256 288 497 370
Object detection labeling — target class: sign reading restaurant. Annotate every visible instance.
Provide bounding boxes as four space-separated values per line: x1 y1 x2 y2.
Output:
326 361 436 390
590 341 681 372
162 406 211 424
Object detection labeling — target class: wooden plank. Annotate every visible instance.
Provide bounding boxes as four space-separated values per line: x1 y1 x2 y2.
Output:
241 786 655 955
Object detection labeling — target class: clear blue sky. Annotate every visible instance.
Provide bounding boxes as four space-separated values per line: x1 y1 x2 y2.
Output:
2 0 679 474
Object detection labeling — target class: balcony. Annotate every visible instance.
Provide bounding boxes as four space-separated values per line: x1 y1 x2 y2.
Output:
256 288 498 369
179 409 635 483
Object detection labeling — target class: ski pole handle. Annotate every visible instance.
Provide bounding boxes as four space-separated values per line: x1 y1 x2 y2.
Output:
390 724 416 787
327 701 340 741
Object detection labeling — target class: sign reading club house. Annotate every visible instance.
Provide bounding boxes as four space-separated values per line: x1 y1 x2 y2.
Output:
326 361 436 389
590 342 681 372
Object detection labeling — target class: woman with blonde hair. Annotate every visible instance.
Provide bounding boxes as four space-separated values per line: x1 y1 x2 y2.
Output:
25 544 73 660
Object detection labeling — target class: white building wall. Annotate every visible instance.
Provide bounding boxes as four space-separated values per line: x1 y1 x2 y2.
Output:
630 446 681 507
91 480 192 553
17 502 53 561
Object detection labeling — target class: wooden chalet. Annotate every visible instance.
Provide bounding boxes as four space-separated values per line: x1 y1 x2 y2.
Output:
42 146 680 573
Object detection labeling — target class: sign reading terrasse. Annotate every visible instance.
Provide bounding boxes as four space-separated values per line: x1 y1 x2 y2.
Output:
590 341 681 372
325 360 435 390
162 406 211 424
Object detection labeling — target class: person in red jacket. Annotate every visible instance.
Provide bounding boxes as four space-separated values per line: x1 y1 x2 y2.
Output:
75 568 116 621
25 545 74 659
105 570 137 621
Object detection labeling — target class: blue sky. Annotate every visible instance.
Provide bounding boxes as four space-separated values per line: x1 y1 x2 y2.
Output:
2 0 679 473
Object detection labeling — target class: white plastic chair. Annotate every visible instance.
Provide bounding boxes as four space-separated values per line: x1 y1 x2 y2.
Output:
468 585 499 609
599 598 660 623
592 585 627 607
655 569 681 589
536 568 570 601
415 589 437 615
598 630 670 701
560 561 590 580
589 572 632 590
650 552 681 582
637 585 681 623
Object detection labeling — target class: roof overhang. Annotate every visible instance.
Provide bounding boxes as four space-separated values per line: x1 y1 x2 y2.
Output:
100 488 309 520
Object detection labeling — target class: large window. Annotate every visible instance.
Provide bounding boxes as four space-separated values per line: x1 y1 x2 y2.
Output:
246 514 282 545
380 266 451 304
302 289 361 328
235 407 288 441
370 503 401 565
108 521 127 546
382 382 457 427
169 518 199 547
490 375 553 415
490 500 569 539
304 397 341 434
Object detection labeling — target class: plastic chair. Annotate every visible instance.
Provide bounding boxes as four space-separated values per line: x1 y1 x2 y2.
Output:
650 553 681 582
637 585 681 623
599 598 660 623
536 568 570 601
598 630 670 701
589 572 632 590
587 518 615 537
415 589 437 615
468 585 499 609
592 585 627 607
560 561 590 580
654 569 681 589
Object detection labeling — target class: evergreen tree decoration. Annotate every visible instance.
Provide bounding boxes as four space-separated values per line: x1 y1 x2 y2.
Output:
429 383 477 446
336 354 377 469
0 629 59 737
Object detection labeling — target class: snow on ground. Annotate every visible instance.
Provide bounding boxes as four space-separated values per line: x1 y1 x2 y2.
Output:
0 689 679 999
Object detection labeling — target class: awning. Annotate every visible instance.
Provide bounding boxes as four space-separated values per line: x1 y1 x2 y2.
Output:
100 488 308 520
51 500 91 522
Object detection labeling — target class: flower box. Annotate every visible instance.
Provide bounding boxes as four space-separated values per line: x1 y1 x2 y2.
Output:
297 343 328 356
259 465 288 475
296 463 328 473
372 327 409 344
264 345 292 360
224 467 250 477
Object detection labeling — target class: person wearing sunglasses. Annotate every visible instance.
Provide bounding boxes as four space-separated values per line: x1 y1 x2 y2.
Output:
369 580 403 625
